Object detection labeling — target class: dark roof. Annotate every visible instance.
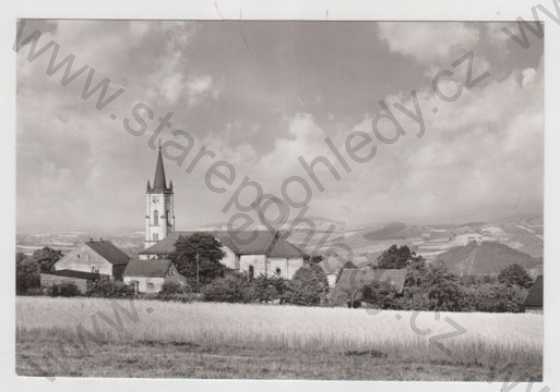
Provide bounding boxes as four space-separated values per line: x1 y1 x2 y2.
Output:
331 268 407 304
124 258 173 278
85 240 130 265
267 236 304 258
148 146 172 193
141 230 305 258
524 275 543 307
43 269 100 280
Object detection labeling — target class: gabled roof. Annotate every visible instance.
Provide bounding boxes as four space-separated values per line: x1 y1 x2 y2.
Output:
140 230 305 258
85 240 130 265
124 258 173 278
524 275 543 307
331 268 407 304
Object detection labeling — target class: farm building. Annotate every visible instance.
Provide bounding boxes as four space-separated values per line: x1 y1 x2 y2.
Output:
139 230 305 280
39 270 102 294
524 275 543 313
331 268 407 307
123 258 187 293
53 239 130 280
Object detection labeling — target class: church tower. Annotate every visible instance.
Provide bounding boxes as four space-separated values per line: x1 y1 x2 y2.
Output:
144 145 175 249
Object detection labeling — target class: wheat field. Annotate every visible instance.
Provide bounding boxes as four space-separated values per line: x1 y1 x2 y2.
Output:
16 296 543 379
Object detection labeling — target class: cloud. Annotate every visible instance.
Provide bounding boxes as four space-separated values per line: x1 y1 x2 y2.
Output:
377 22 480 65
15 20 543 232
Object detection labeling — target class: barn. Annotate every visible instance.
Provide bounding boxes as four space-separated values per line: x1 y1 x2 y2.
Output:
139 230 305 279
331 268 407 307
53 239 130 280
123 258 187 293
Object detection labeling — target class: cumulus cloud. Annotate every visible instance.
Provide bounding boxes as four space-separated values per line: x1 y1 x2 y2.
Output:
16 20 543 232
377 22 480 65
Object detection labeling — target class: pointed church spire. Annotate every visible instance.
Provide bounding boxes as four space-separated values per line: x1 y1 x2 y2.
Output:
152 144 168 193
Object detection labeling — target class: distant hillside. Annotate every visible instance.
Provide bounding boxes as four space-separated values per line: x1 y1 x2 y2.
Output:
436 241 541 276
362 222 408 241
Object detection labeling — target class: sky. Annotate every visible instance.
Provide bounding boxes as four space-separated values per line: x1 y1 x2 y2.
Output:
16 20 544 233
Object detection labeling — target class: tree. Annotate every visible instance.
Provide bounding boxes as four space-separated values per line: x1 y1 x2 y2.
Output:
464 282 527 313
376 245 413 269
498 264 533 288
424 263 464 311
31 247 63 273
171 233 226 290
285 263 329 306
16 255 40 294
202 272 253 303
253 275 287 303
361 280 398 309
403 254 428 287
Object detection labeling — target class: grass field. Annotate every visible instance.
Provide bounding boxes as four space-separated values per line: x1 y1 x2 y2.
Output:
16 296 543 380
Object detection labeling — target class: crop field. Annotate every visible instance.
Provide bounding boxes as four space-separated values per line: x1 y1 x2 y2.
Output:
16 296 543 380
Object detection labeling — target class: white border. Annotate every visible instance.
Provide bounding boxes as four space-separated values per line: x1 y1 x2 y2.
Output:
2 1 558 391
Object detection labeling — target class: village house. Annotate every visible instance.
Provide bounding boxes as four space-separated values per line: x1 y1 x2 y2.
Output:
52 239 130 280
140 146 305 279
331 267 407 307
123 258 187 294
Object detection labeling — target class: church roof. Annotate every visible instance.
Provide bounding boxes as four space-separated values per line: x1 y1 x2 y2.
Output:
140 230 305 258
85 239 130 265
124 258 173 278
148 146 172 193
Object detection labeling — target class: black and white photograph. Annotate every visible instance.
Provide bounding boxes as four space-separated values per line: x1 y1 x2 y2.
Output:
8 1 555 386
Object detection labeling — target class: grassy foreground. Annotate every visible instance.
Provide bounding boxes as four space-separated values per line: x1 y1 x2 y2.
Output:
16 296 543 380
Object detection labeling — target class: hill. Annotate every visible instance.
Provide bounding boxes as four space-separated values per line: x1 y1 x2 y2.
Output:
436 241 541 276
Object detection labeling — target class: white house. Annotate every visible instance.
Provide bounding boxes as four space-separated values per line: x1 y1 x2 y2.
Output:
53 239 130 280
123 258 187 293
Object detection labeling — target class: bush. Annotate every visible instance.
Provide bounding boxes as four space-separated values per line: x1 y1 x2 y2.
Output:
25 287 46 296
284 264 329 306
361 280 399 309
160 280 190 295
157 281 193 301
463 283 527 313
16 256 40 295
86 279 135 298
253 275 288 303
202 273 253 303
498 264 533 288
46 282 80 297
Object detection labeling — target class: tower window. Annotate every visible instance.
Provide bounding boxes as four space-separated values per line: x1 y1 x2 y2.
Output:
275 267 281 276
153 209 159 225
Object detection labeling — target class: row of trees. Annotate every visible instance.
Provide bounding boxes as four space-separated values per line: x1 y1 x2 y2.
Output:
356 245 534 312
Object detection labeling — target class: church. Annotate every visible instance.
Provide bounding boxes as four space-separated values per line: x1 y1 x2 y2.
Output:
139 147 305 280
